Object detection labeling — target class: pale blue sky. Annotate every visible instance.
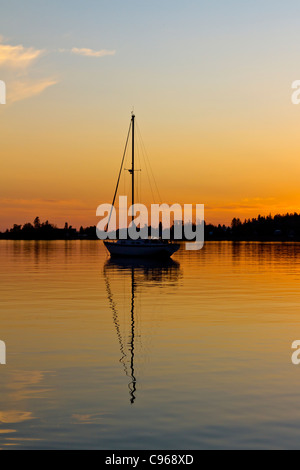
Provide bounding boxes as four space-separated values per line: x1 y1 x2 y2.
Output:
1 0 300 117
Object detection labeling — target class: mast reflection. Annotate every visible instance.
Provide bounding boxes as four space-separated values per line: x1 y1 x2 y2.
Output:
103 257 180 404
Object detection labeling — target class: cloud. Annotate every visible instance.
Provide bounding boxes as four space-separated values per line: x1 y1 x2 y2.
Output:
0 37 58 104
7 79 57 103
71 47 116 58
206 197 277 212
0 44 44 68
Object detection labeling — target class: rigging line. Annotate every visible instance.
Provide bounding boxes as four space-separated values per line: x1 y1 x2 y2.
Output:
136 123 156 204
124 138 129 203
136 138 140 204
123 154 125 201
124 141 130 206
144 137 163 203
138 124 156 204
106 122 132 232
136 134 143 204
136 122 163 203
139 161 142 205
143 139 163 203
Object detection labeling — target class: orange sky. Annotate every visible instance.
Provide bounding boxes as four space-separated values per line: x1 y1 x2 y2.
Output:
1 2 300 231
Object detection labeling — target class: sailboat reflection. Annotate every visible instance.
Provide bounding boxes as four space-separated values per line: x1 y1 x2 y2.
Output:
103 257 181 404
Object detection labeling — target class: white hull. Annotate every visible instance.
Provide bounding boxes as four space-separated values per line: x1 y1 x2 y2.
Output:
104 240 180 258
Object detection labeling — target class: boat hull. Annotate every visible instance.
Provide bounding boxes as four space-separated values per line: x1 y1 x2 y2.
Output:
104 241 180 258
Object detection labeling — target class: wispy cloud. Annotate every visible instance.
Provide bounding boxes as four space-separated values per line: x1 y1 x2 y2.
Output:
7 79 58 104
0 35 58 104
0 198 88 209
206 197 277 212
0 44 44 68
0 36 115 104
71 47 116 58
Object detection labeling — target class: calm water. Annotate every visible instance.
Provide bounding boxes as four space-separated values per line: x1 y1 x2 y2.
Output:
0 240 300 449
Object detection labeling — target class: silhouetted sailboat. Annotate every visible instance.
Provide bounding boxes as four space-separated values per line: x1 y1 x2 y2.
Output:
104 113 180 258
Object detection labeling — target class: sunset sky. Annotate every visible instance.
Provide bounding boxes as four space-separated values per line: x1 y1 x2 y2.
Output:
1 0 300 230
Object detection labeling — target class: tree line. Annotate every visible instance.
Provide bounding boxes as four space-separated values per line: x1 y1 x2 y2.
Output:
1 213 300 241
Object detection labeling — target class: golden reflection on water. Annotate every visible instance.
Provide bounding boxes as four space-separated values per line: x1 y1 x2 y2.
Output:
1 241 300 448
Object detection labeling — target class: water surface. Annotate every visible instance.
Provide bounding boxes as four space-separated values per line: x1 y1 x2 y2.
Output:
0 241 300 449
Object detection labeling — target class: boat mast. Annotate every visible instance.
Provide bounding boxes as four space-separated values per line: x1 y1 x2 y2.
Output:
131 113 135 224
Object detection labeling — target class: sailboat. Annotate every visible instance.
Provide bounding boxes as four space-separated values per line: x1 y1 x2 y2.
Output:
104 113 180 258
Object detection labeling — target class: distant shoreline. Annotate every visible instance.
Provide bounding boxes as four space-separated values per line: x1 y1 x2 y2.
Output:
1 237 299 242
1 234 300 242
2 212 300 242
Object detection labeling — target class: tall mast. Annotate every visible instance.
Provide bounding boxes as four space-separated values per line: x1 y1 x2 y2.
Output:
131 113 135 224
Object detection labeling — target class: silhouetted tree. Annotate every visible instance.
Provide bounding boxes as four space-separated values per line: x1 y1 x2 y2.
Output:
34 217 41 229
